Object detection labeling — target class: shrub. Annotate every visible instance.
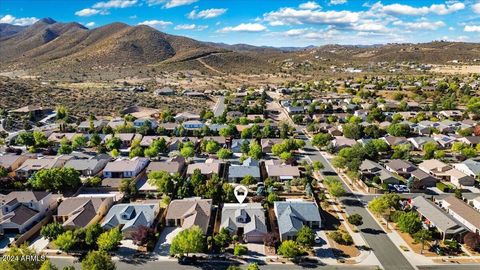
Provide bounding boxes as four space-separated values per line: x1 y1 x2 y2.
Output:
436 182 450 192
328 230 353 245
390 210 406 223
347 214 363 226
233 245 248 256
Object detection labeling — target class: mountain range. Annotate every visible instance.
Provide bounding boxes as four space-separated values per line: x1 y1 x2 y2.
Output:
1 18 479 79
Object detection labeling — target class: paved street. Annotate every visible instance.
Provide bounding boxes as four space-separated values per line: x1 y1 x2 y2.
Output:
303 138 414 270
50 258 378 270
213 96 226 117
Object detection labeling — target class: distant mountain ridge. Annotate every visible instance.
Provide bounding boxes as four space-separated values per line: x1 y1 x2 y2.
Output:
0 18 479 78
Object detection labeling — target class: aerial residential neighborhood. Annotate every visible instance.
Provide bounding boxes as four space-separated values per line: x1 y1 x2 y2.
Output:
1 1 480 270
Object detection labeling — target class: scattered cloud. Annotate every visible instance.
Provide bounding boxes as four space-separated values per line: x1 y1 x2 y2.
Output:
188 8 227 19
93 0 137 9
138 20 173 28
218 23 267 33
473 3 480 14
298 1 321 10
263 7 360 26
75 8 102 17
464 25 480 32
393 20 445 30
147 0 198 8
0 14 38 26
330 0 347 5
371 2 465 16
174 23 208 30
85 22 96 27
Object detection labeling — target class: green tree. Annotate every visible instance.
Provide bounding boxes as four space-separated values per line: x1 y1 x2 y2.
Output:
240 175 256 186
312 133 333 147
148 171 175 194
296 225 315 248
0 244 44 270
343 123 364 140
233 245 248 256
54 230 78 252
170 226 206 256
267 192 280 205
324 177 346 198
180 146 195 158
39 260 59 270
248 140 262 160
217 148 233 160
29 167 81 191
413 229 432 254
97 227 123 252
81 250 116 270
396 212 422 234
422 141 438 160
204 140 220 154
246 263 260 270
58 138 73 154
72 134 87 150
387 123 411 137
85 223 103 248
278 240 300 258
89 133 101 147
40 222 65 240
347 214 363 226
105 137 122 151
33 131 49 147
16 132 35 146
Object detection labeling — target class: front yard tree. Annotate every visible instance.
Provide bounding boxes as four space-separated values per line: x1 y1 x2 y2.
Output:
278 240 300 258
39 260 59 270
0 244 44 270
81 250 116 270
29 167 81 192
148 171 175 194
217 148 233 160
296 225 315 248
246 263 260 270
312 133 332 148
397 212 422 234
170 226 206 256
413 229 432 254
97 227 123 252
214 227 231 252
16 131 35 146
54 230 78 253
180 145 195 158
85 223 103 248
240 175 256 186
131 225 155 247
248 141 262 160
40 222 65 240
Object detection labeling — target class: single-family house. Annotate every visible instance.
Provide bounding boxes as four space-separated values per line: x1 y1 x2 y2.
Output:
182 120 205 130
77 120 108 133
359 159 399 184
146 156 186 176
101 202 160 238
260 139 283 153
221 203 267 243
438 196 480 234
410 196 467 241
64 157 110 177
408 137 436 150
332 136 356 150
102 157 149 179
228 158 261 183
165 197 212 233
454 159 480 179
448 168 476 187
418 159 452 180
274 201 322 241
55 197 113 229
265 164 300 181
174 112 201 122
15 156 70 179
0 191 56 233
187 162 221 178
0 155 29 173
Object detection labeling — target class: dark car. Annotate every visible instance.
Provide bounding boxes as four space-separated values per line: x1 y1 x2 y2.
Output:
178 256 197 265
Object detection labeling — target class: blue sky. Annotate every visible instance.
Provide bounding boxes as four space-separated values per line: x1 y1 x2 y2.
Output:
1 0 479 46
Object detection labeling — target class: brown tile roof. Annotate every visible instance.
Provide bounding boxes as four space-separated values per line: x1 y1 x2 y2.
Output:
166 198 212 233
443 196 480 229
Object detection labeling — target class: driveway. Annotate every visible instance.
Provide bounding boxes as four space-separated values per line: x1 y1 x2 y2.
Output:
245 243 265 257
29 236 50 252
154 227 183 256
117 240 138 257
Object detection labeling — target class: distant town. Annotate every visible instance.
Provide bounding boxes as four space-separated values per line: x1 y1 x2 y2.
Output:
0 74 480 270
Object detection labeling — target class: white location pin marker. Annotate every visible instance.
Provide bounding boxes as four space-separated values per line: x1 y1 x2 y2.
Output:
234 185 248 204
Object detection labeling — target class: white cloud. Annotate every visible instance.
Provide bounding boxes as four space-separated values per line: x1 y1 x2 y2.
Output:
85 22 96 27
393 20 445 30
93 0 137 9
218 23 267 33
174 24 208 30
283 28 309 36
330 0 347 5
138 20 173 28
263 7 360 26
75 8 101 17
0 14 38 26
372 2 465 16
352 21 388 32
464 25 480 32
148 0 198 8
473 3 480 14
188 8 227 19
298 1 321 10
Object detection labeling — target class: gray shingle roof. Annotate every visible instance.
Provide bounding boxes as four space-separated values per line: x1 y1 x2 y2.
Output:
274 201 321 236
412 196 466 235
228 165 260 179
221 203 267 235
101 203 159 232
